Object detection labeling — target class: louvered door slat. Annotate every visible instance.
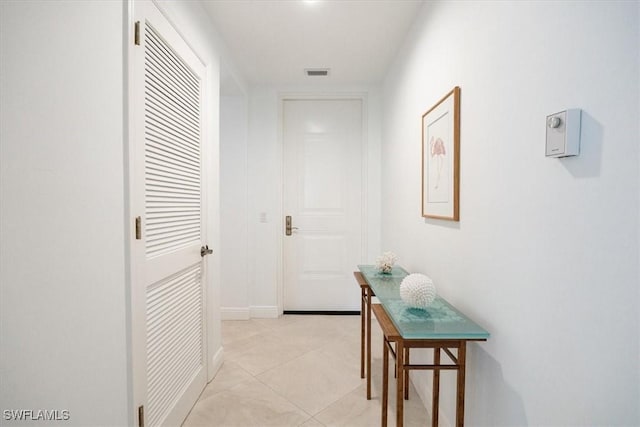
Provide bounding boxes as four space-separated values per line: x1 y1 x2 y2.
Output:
146 176 198 190
145 101 199 141
146 208 199 217
145 96 200 138
145 137 199 170
144 82 198 129
144 18 201 258
145 28 199 96
147 220 200 233
146 88 200 130
148 319 201 399
144 95 199 139
146 263 202 427
147 291 199 334
148 313 200 376
145 214 200 224
147 306 200 367
145 58 199 107
146 219 200 233
145 124 199 155
145 156 198 181
146 170 200 188
145 125 200 157
144 59 199 109
145 121 200 154
144 61 199 120
146 187 200 199
146 202 199 211
145 122 199 159
147 278 198 331
145 31 199 111
146 193 200 202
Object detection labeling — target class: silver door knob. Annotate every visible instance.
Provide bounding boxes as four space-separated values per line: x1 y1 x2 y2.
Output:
200 245 213 257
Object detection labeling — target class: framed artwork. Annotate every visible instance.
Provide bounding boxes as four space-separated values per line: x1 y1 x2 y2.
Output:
421 86 460 221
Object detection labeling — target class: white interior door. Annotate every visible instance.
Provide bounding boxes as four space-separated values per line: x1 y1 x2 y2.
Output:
131 2 207 426
283 99 364 311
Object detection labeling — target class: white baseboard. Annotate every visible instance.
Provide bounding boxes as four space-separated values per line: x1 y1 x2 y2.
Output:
249 305 279 318
221 307 251 320
208 346 224 382
221 306 279 319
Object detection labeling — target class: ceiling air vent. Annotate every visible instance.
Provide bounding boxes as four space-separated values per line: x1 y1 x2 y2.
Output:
305 68 330 77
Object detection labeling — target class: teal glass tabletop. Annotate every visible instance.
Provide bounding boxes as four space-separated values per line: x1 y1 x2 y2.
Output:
358 265 489 340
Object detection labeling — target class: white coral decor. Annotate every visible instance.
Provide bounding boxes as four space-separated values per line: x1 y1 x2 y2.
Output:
400 273 436 309
375 251 397 273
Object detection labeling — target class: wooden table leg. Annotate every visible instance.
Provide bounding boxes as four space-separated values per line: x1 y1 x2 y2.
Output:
381 336 389 427
455 342 467 427
360 287 365 379
404 347 410 400
396 339 404 427
367 289 372 399
432 347 441 427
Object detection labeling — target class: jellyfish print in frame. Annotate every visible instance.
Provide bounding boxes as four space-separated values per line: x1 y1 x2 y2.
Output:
421 86 460 221
427 118 450 202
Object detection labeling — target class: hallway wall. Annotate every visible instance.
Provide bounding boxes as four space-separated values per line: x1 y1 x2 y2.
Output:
1 0 231 424
381 1 639 425
0 1 129 424
220 94 250 318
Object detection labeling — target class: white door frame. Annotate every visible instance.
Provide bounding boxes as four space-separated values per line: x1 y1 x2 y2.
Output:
277 93 369 315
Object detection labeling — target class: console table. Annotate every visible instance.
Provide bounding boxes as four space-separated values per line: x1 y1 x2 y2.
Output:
357 265 489 427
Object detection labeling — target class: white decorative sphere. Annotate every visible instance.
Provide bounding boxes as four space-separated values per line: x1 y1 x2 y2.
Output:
399 273 436 309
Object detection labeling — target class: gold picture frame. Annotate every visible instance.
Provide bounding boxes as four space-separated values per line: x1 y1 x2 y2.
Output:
421 86 460 221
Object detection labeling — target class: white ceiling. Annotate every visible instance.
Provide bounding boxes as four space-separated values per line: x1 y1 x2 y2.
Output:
201 0 424 88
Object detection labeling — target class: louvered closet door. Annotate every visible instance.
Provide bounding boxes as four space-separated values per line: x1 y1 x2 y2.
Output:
131 2 207 427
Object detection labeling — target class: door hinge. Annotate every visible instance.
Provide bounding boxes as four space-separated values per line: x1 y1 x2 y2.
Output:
138 405 144 427
134 21 141 45
135 216 142 240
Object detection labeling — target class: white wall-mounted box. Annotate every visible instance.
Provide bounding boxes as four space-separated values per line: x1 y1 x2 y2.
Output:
545 108 581 157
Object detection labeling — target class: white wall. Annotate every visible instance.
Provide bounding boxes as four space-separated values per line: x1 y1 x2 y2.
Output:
0 1 129 425
246 88 282 315
240 86 382 316
1 1 232 425
220 94 250 318
381 1 639 425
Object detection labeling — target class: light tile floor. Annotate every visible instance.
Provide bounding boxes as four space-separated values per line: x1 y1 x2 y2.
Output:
183 315 430 427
